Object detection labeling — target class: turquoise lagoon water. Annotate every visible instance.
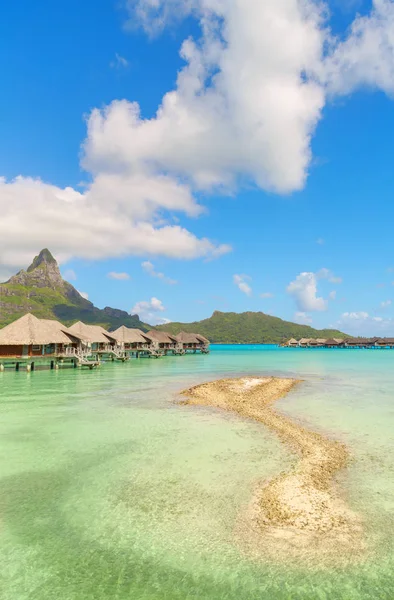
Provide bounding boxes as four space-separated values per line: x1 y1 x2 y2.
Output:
0 345 394 599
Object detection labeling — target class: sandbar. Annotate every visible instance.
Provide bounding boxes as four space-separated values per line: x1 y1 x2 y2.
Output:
181 377 365 565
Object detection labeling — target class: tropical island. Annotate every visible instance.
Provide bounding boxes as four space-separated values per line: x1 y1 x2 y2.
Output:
0 249 347 344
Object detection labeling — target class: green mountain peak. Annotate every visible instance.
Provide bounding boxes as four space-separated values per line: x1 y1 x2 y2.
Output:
0 249 148 331
27 248 57 272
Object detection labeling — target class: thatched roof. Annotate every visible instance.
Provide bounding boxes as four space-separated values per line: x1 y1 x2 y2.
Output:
176 331 209 344
345 337 373 345
146 330 178 344
288 338 298 344
0 314 84 345
325 338 343 346
316 338 327 344
111 326 152 344
68 321 116 344
299 338 311 344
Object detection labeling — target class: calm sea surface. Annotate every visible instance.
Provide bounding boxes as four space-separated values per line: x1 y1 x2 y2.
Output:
0 345 394 599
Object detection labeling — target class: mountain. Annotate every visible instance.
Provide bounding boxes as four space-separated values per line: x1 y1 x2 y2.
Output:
0 249 148 330
155 311 348 344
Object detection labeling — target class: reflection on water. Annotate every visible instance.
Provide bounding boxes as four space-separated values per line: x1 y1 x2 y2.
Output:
0 346 393 599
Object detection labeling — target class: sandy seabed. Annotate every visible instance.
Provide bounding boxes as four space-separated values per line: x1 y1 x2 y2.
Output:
181 377 366 566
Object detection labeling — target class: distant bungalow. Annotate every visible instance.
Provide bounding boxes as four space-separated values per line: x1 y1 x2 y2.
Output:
0 314 210 371
285 337 394 349
176 332 210 353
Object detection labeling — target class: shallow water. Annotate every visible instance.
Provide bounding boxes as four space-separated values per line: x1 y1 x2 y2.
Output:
0 346 393 599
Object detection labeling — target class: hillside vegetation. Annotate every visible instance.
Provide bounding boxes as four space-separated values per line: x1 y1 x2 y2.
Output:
155 311 347 344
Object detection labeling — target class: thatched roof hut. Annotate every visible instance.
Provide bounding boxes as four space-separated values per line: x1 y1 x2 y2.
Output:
325 338 344 346
287 338 298 347
176 332 207 344
68 322 116 344
0 313 84 345
111 326 152 344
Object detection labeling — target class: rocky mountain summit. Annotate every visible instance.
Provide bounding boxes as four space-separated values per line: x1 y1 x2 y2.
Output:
0 249 147 330
7 249 71 291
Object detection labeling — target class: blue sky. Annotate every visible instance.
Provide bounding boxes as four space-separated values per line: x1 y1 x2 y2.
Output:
1 0 394 334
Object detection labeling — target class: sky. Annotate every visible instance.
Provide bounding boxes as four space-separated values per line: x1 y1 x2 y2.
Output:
1 0 394 334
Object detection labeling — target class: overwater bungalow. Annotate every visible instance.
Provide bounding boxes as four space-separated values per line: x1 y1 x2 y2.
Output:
0 313 89 369
176 332 210 353
374 338 394 348
287 338 299 347
111 326 152 350
325 338 345 348
68 322 126 360
299 338 312 347
146 330 180 354
345 338 375 348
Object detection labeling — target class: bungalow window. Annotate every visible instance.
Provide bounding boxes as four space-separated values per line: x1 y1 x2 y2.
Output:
32 345 41 352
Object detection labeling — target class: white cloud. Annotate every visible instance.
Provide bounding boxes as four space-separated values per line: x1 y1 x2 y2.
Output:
107 272 131 280
93 0 327 195
287 272 327 312
131 296 169 323
324 0 394 97
381 300 392 308
3 0 394 275
77 290 89 300
329 290 337 300
294 311 313 325
338 311 394 336
260 292 274 299
0 175 230 274
63 269 77 281
142 260 177 284
233 274 252 296
110 53 129 69
118 0 394 201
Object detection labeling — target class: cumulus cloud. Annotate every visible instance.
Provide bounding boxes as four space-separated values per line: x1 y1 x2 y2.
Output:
294 311 313 325
3 0 394 273
119 0 394 199
77 290 89 300
131 296 169 323
108 272 131 280
233 274 252 296
287 272 328 312
0 175 230 274
324 0 394 97
93 1 326 195
329 290 337 300
142 260 177 284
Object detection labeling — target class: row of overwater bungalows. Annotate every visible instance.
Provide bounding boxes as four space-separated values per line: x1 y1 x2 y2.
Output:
0 314 210 370
285 337 394 349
